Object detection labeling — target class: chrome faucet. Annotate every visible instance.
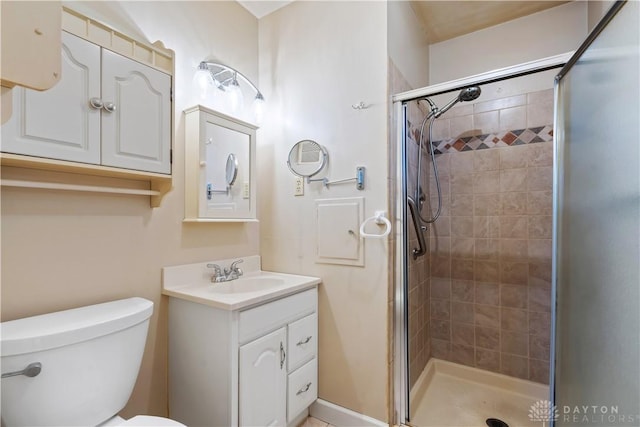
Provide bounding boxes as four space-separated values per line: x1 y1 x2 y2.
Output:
206 259 244 283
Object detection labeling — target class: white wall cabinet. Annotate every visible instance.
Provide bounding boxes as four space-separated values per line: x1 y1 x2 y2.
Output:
2 31 171 175
168 288 318 427
0 1 62 91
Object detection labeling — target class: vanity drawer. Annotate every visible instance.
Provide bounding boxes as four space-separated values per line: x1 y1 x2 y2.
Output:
239 288 317 344
287 358 318 422
287 313 317 372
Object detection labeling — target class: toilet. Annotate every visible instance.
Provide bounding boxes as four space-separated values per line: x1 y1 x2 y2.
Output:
0 297 185 427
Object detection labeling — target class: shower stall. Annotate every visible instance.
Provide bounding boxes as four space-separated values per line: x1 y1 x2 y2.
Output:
392 1 639 426
394 64 562 426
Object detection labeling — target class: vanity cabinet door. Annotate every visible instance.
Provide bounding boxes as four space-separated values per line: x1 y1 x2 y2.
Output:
101 49 171 174
239 327 287 427
2 31 101 164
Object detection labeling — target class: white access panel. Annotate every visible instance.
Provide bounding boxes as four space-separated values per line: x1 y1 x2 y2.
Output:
315 197 364 266
1 32 101 164
101 49 171 174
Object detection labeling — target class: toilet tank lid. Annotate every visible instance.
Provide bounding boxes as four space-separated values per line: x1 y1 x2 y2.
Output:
1 297 153 356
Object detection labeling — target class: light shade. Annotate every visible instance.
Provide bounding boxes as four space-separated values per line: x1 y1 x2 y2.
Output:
195 61 265 123
253 93 265 124
193 64 213 100
226 76 244 115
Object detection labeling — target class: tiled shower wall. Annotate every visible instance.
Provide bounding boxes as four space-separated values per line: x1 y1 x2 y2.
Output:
406 101 432 389
425 89 554 384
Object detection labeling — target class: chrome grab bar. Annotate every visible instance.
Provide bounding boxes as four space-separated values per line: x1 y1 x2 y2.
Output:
407 196 427 260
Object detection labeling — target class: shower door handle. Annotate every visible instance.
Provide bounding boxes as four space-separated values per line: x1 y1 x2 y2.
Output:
407 196 427 260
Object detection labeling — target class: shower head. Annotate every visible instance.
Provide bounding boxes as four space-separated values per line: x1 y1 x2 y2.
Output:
432 85 482 118
459 86 481 102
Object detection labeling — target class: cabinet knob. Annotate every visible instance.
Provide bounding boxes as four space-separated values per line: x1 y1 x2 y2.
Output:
103 102 117 113
89 98 103 109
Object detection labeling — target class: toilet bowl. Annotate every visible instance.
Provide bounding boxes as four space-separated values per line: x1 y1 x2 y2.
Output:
0 298 185 427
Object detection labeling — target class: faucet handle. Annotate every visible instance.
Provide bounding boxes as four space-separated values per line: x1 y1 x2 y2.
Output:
230 259 244 271
206 263 222 275
228 259 244 278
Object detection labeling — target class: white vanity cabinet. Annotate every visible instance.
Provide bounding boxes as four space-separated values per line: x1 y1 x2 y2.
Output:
168 287 318 427
2 31 171 174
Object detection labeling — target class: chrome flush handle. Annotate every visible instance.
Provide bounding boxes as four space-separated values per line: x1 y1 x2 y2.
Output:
1 362 42 379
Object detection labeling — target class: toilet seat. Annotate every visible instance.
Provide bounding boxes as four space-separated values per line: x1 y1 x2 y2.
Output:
118 416 186 426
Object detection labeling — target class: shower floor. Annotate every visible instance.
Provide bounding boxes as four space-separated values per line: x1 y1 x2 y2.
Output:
410 359 549 427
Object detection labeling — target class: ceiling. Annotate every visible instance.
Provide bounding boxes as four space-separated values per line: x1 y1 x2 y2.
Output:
237 1 293 19
238 1 569 43
410 1 570 43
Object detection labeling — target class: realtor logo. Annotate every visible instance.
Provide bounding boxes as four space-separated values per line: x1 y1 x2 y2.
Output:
529 400 560 427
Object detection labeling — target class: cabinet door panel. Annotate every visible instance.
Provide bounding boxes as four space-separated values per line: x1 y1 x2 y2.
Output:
101 50 171 174
239 327 286 427
2 32 100 163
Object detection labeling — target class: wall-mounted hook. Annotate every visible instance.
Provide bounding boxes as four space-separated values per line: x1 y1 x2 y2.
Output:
351 102 369 110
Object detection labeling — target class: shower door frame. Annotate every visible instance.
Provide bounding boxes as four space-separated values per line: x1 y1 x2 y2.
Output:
391 52 574 426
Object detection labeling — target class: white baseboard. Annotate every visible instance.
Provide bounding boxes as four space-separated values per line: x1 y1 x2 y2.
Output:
309 399 388 427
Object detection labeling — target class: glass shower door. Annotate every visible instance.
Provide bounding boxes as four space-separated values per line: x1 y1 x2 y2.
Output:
553 1 640 426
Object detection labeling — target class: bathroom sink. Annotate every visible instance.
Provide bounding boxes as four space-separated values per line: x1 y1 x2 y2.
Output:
162 257 321 310
209 275 286 294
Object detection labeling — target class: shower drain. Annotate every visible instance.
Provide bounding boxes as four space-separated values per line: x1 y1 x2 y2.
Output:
486 418 509 427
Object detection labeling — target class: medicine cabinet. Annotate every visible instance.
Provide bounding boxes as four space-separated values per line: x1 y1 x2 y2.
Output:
184 105 257 222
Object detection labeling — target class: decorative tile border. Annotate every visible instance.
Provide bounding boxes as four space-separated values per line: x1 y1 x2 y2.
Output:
406 122 554 154
431 125 553 154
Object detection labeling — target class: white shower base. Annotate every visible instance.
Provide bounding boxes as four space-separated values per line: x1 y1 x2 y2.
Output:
410 359 549 427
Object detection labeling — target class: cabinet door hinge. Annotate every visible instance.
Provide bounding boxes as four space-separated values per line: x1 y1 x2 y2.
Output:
170 149 173 164
170 88 173 102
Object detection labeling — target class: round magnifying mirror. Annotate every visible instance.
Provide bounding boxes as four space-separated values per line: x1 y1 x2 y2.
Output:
225 153 239 187
287 140 328 178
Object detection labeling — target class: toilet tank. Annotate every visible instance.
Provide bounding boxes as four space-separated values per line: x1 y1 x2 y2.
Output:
1 297 153 427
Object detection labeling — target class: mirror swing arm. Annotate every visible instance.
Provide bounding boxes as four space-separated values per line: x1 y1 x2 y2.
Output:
287 139 365 191
306 166 365 190
206 152 238 199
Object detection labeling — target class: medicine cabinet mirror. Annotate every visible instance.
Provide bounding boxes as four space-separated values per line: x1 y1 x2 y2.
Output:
184 105 257 222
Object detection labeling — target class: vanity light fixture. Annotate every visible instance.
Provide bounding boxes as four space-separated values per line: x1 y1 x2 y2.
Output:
194 61 265 123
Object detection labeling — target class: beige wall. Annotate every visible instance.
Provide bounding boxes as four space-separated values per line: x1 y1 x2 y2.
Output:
587 0 616 31
387 1 430 89
258 1 389 422
1 1 259 418
428 1 588 84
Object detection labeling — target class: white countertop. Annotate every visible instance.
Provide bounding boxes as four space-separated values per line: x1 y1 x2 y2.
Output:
162 256 321 310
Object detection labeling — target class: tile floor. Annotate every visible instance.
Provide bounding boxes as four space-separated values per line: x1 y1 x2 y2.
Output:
299 417 336 427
